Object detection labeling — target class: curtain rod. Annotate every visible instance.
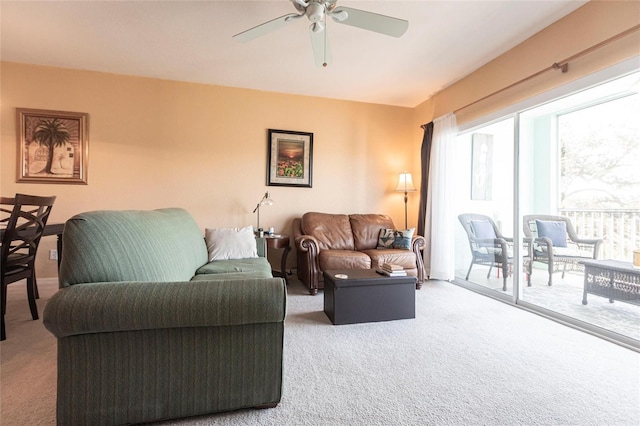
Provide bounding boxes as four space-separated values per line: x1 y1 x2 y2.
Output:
453 24 640 114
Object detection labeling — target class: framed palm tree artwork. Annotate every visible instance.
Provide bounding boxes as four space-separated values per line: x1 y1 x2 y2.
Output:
16 108 89 184
267 129 313 188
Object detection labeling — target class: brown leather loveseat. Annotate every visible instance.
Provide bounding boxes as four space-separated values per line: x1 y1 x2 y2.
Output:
293 212 426 295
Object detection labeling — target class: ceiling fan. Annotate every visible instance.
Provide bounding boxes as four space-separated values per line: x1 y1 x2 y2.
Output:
233 0 409 67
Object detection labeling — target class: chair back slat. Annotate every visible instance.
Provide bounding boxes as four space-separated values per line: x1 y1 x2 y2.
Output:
1 194 57 270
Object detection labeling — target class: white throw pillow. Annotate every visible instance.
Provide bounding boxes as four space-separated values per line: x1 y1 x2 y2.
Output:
205 226 258 261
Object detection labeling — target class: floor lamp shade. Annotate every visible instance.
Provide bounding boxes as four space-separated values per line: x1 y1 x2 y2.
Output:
395 172 416 229
395 172 416 193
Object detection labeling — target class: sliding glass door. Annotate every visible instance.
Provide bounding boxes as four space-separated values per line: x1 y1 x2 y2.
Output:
453 64 639 346
453 117 525 300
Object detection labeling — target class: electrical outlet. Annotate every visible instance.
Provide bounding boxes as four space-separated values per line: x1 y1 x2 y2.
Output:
49 249 58 261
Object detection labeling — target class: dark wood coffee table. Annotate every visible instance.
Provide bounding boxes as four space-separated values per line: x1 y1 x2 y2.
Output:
580 259 640 306
323 269 417 325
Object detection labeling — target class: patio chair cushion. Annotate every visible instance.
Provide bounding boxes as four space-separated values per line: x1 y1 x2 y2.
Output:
471 219 496 239
543 246 593 258
536 220 568 247
478 246 513 258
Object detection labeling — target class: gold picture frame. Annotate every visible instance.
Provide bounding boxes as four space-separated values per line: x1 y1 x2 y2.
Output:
16 108 89 184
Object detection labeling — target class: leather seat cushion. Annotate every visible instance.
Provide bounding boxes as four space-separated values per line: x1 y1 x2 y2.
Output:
301 212 354 251
362 249 417 270
319 250 371 270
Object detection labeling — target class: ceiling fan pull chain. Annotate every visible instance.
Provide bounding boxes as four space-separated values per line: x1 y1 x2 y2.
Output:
323 12 328 67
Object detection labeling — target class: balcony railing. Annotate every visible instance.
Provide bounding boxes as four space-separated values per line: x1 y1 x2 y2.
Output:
559 209 640 261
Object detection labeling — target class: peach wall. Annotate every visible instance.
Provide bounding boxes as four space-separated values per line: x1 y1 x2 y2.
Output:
413 1 640 130
1 63 415 277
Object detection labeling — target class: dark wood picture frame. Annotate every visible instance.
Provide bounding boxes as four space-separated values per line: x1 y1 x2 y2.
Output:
16 108 89 184
267 129 313 188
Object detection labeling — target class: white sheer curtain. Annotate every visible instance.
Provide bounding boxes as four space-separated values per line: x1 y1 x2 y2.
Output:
424 113 457 281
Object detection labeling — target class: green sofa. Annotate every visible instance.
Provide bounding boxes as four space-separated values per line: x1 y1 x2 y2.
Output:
43 208 286 425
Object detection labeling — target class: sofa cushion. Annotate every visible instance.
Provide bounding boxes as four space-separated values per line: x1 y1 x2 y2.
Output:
195 257 272 278
362 249 417 270
59 208 208 287
205 226 258 261
192 270 272 280
318 250 370 270
350 214 395 250
301 212 354 250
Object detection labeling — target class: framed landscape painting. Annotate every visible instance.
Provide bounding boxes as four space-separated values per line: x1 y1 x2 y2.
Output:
16 108 89 184
267 129 313 188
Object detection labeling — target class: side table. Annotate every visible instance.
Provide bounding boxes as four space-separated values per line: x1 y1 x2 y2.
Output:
265 235 291 285
580 259 640 305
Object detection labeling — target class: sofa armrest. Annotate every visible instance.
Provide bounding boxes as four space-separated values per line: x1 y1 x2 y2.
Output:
255 237 267 257
43 278 286 338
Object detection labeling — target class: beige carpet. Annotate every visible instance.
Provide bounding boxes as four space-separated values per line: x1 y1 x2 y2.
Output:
2 277 639 425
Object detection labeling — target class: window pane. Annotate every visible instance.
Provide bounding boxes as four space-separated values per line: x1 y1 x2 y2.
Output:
519 72 640 341
454 118 520 297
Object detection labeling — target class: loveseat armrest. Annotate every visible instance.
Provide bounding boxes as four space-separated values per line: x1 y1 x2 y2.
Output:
43 278 286 338
294 234 319 253
294 234 322 294
411 235 426 251
411 235 426 285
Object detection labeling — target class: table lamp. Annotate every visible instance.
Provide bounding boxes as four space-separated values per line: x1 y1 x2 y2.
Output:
253 192 273 231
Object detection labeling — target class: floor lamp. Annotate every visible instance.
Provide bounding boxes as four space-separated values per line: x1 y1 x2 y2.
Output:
395 172 416 229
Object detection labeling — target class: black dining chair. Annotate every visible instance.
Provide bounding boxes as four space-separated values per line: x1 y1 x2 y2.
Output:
1 194 56 340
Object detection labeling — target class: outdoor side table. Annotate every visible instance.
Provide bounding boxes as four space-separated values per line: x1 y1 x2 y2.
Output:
580 259 640 306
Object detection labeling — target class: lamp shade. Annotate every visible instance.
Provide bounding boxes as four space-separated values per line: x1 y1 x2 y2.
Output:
395 172 416 192
261 192 273 206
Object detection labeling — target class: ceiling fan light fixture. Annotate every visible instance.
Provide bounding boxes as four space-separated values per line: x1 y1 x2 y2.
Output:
329 9 348 22
306 3 325 22
311 21 324 33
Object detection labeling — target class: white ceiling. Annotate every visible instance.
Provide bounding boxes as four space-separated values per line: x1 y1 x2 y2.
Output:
1 1 587 107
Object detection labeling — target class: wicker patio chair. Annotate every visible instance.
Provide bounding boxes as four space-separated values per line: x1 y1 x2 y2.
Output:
458 213 531 291
523 214 602 286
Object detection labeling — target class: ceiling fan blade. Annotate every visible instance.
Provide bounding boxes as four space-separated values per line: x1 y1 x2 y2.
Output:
331 7 408 38
233 13 302 42
310 25 331 68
